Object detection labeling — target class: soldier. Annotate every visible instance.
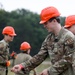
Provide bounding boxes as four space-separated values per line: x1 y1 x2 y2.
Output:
11 6 75 75
14 41 37 75
0 26 16 75
64 15 75 35
64 15 75 74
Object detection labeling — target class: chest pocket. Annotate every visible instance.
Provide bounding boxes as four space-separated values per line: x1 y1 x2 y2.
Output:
47 39 65 64
53 42 65 56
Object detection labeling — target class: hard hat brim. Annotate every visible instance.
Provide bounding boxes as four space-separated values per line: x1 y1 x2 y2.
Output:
64 25 71 28
39 20 47 24
9 34 17 36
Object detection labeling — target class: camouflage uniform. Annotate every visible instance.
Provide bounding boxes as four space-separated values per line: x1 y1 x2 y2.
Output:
72 36 75 75
14 52 32 75
21 27 75 75
0 39 9 75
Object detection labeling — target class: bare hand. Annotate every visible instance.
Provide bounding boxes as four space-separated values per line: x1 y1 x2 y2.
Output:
40 69 48 75
11 65 21 73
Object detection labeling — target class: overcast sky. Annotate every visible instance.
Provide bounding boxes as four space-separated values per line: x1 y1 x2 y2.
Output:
0 0 75 16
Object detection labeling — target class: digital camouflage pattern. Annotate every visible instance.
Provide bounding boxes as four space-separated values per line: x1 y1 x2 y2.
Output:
20 27 75 75
0 39 9 75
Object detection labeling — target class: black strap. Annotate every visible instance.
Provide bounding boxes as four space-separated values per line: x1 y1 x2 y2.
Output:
6 67 8 75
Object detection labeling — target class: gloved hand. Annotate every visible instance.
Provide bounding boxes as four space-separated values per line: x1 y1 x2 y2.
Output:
10 51 17 59
11 64 24 73
6 61 10 67
0 60 10 67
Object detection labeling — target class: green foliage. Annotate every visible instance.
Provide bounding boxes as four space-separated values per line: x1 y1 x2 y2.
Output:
0 9 10 40
60 16 66 26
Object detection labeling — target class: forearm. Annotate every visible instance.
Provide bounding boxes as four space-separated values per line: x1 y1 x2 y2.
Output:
72 52 75 74
21 50 48 71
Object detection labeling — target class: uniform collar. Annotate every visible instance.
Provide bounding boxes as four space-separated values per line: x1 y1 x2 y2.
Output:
3 39 9 46
54 27 65 42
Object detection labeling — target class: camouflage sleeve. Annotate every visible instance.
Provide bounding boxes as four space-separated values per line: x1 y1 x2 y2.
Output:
47 37 75 75
21 40 48 72
72 48 75 74
0 42 7 65
0 42 4 54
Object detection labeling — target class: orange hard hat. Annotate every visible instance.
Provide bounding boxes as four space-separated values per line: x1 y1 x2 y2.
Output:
2 26 16 36
40 6 60 24
64 15 75 28
20 42 31 51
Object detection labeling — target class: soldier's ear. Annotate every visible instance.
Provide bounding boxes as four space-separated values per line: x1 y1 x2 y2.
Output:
53 19 57 22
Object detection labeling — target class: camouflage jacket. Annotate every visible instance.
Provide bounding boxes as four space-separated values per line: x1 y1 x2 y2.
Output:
21 28 75 75
0 39 9 67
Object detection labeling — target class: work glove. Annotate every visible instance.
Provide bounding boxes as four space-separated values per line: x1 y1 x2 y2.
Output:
0 60 10 67
10 51 17 59
6 61 10 67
